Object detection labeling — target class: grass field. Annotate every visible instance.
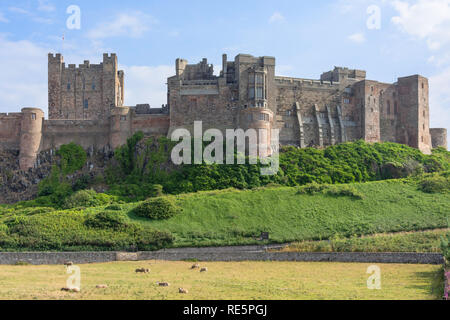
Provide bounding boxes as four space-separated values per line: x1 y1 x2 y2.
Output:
0 261 443 300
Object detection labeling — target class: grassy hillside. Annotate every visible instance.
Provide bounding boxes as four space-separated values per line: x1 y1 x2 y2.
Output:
1 179 448 251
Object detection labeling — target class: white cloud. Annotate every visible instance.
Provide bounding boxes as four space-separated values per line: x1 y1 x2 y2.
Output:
37 0 55 12
120 64 173 108
0 12 8 23
269 12 285 24
348 32 366 43
391 0 450 50
0 36 48 115
87 12 158 39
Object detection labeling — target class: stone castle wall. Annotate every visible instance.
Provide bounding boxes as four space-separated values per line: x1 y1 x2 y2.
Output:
0 52 447 170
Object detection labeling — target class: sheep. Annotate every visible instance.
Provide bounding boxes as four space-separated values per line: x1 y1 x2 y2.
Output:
96 284 108 289
135 268 150 274
64 261 73 266
158 282 170 287
200 267 208 272
179 288 188 294
191 263 200 269
61 287 80 293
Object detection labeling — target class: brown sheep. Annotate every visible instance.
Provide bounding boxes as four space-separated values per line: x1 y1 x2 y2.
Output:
191 263 200 269
135 268 150 273
158 282 170 287
200 267 208 272
61 287 80 293
64 261 73 266
96 284 108 289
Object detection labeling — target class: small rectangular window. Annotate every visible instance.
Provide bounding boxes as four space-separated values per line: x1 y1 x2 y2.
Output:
92 83 96 90
67 83 71 90
31 113 36 120
344 99 350 104
256 74 263 84
249 88 255 99
120 115 127 121
84 99 88 109
256 87 263 99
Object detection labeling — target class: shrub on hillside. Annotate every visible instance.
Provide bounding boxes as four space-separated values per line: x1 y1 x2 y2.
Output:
63 189 112 209
57 142 87 175
85 211 129 230
419 175 450 194
325 185 364 200
297 182 329 195
105 204 123 211
134 197 181 220
0 211 173 251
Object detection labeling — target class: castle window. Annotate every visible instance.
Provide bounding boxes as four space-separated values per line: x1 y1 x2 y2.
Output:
286 110 291 116
344 98 350 104
423 124 425 130
394 102 398 113
249 88 255 99
31 113 36 120
120 115 127 121
421 136 424 142
422 83 424 89
84 99 88 109
92 83 96 90
67 83 71 90
387 101 391 114
256 74 263 84
423 110 426 117
256 87 264 99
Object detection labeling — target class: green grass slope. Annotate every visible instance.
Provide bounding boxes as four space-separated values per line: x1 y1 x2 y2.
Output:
126 180 449 247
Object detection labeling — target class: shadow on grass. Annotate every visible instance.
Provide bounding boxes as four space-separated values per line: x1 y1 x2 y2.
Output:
407 268 445 300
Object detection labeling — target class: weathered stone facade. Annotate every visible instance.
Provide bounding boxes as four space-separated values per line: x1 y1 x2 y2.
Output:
0 52 446 170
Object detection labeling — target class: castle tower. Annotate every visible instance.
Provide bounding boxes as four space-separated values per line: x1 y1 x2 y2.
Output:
397 75 432 154
110 107 131 150
430 128 448 149
19 108 44 170
48 54 64 119
47 53 124 121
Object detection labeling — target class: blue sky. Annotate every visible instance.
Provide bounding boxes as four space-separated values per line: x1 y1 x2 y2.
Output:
0 0 449 140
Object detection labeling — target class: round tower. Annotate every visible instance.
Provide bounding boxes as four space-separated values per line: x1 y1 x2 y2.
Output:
19 108 44 170
238 107 274 157
110 107 131 150
430 128 448 150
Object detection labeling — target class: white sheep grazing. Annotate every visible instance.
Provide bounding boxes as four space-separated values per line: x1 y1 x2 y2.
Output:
179 288 188 294
96 284 108 289
200 267 208 272
191 263 200 269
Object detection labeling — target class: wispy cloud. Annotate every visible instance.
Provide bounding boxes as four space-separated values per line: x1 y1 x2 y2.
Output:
269 12 285 24
0 12 8 23
87 12 158 39
37 0 55 12
8 5 54 24
348 32 366 43
391 0 450 50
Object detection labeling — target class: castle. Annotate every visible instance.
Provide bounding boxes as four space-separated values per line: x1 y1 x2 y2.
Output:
0 53 447 170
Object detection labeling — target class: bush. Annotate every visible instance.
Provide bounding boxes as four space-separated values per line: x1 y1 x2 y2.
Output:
419 175 450 194
105 204 123 211
326 185 364 200
297 182 329 195
57 143 87 175
63 190 112 209
134 197 181 220
85 211 129 230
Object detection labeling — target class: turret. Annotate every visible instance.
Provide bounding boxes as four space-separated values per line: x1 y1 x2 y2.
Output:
430 128 447 150
48 53 64 119
19 108 44 170
110 107 131 150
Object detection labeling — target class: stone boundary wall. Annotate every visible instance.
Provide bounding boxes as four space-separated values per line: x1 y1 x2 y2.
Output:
0 246 444 265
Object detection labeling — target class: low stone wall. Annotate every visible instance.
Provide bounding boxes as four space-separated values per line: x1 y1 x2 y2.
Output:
0 252 116 265
0 247 444 265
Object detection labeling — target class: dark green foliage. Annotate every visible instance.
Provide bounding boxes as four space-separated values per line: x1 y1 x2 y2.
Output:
85 211 129 230
297 183 363 199
134 197 181 220
106 136 450 200
63 189 113 209
56 142 87 175
105 204 123 211
0 211 173 252
419 175 450 194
